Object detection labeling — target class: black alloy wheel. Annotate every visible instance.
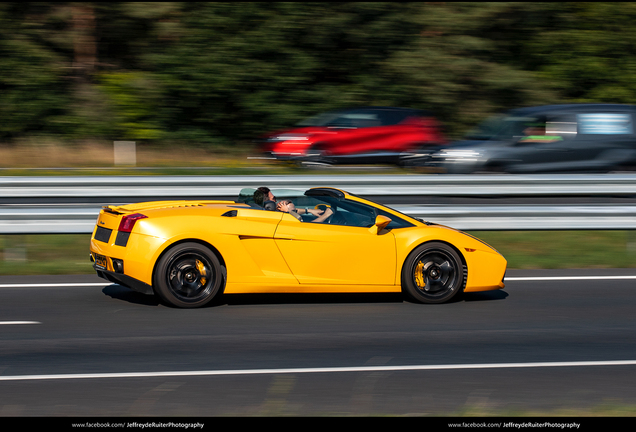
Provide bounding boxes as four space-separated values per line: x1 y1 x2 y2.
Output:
154 242 223 308
402 242 465 304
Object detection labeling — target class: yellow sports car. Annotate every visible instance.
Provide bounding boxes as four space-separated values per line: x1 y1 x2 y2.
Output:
90 187 506 308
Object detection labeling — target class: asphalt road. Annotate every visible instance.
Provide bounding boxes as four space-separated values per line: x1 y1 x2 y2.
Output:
1 269 636 417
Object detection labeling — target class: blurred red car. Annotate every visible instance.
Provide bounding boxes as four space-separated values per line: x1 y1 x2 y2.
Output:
257 107 447 165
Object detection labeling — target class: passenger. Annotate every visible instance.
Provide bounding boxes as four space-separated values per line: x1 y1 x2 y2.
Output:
253 186 276 207
276 200 302 221
256 186 332 222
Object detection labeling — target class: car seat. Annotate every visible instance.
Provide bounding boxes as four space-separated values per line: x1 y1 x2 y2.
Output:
262 200 277 211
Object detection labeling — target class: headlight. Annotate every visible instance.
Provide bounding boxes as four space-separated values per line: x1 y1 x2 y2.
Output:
268 134 309 142
434 149 483 161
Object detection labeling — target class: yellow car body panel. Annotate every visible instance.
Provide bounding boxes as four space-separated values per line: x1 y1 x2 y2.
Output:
273 213 396 286
89 188 507 306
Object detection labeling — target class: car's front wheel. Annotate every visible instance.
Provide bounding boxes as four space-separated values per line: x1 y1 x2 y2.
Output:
402 242 465 304
153 242 224 308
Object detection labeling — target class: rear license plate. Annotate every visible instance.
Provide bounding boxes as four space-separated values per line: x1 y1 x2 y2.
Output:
94 254 108 270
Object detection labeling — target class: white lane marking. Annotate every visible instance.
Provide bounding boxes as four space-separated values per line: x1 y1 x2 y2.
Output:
0 283 108 288
1 360 635 382
0 321 41 325
506 276 636 281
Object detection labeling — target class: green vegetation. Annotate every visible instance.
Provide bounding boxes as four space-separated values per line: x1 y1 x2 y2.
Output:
471 230 636 269
0 234 93 275
2 3 636 152
2 231 635 276
450 402 636 417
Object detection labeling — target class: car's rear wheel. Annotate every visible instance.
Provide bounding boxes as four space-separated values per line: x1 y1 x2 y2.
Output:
402 242 465 304
153 242 223 308
398 143 435 167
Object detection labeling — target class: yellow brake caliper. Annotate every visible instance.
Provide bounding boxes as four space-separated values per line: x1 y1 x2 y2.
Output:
196 259 207 286
414 261 425 289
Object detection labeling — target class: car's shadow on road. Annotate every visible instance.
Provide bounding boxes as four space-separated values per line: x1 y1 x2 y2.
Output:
462 289 509 302
102 285 162 306
102 284 508 307
217 286 509 306
219 290 508 306
218 292 405 306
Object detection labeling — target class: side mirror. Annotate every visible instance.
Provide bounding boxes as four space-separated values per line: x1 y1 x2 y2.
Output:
369 215 392 235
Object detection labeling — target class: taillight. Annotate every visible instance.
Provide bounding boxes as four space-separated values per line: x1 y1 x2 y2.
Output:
118 213 147 233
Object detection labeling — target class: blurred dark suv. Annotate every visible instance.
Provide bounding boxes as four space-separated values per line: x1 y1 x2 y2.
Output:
423 104 636 173
257 106 447 165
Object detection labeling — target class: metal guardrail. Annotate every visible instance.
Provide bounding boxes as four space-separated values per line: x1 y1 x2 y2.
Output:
1 174 635 233
2 173 636 197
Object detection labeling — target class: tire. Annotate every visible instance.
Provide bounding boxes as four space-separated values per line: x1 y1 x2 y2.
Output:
398 144 434 167
402 242 465 304
153 242 224 308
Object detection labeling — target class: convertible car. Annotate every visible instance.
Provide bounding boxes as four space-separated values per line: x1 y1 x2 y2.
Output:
90 187 506 308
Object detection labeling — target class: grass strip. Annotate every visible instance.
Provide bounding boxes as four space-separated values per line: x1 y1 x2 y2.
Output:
1 231 636 276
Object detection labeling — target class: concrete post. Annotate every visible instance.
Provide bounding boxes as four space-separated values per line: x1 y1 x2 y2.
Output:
114 141 136 166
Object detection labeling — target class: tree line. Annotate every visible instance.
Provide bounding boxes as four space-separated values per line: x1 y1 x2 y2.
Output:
1 2 635 147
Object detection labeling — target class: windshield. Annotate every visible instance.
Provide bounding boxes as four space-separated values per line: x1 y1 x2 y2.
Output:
296 112 343 127
296 109 418 128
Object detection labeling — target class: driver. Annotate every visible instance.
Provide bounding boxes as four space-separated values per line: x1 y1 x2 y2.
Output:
519 121 563 144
